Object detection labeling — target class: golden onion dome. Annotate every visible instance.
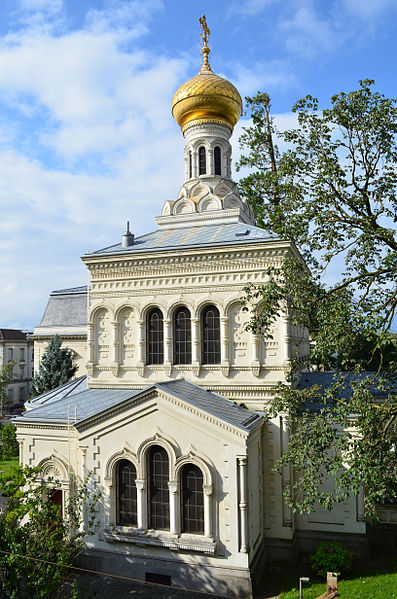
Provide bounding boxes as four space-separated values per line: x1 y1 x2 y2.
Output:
172 17 242 132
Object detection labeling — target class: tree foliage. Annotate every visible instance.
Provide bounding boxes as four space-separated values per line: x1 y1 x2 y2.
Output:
0 363 13 418
30 335 77 398
237 81 397 519
0 422 18 460
0 466 99 598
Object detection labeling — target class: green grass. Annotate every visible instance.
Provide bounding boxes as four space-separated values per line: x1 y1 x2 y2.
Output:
0 456 19 479
280 569 397 599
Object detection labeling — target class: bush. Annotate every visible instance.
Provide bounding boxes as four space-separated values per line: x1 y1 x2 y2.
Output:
310 541 354 576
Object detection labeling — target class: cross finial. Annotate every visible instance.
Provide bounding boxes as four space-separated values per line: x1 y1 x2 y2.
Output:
199 15 211 69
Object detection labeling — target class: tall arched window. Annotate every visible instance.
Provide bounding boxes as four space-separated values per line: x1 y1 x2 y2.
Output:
181 464 204 534
189 150 192 179
202 305 221 364
116 460 137 526
148 446 169 530
147 308 164 365
198 146 206 175
214 146 221 176
173 307 191 364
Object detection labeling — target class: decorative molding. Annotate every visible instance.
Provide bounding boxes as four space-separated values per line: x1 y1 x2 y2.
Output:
103 528 217 555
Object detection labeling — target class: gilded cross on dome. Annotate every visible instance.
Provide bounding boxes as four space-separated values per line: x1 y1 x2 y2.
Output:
199 15 211 68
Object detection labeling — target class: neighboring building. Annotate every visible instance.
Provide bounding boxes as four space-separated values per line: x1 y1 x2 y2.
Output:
13 22 381 598
0 329 33 412
30 286 87 377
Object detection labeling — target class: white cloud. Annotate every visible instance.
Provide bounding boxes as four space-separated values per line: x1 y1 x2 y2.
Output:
228 0 278 17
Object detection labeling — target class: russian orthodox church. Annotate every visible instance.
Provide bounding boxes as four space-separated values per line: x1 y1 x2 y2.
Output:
15 19 370 598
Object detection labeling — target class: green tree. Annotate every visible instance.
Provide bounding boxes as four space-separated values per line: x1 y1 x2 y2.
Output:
0 466 99 598
30 335 77 398
0 363 13 418
0 422 18 460
237 80 397 519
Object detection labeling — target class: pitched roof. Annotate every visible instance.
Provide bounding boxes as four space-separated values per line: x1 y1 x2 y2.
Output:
17 378 262 433
40 287 87 327
0 329 28 341
87 222 278 257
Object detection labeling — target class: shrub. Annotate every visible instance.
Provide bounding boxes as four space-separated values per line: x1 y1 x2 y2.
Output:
310 541 354 576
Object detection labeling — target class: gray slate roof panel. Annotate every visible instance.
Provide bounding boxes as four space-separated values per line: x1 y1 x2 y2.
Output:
40 289 87 327
88 223 277 257
18 378 262 433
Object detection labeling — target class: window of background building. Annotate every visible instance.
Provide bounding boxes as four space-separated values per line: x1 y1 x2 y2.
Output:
8 348 13 362
19 365 24 379
20 348 25 361
19 387 24 401
7 388 13 401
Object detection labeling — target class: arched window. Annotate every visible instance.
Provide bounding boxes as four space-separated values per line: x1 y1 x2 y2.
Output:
116 460 137 526
214 146 221 176
181 464 204 534
198 146 206 175
173 307 191 364
202 305 221 364
148 446 169 530
147 308 164 365
189 150 192 179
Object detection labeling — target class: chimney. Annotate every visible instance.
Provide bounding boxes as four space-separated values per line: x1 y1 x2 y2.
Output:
122 221 134 248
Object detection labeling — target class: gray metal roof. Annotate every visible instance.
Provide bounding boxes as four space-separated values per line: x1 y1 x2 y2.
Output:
40 287 87 327
87 223 278 257
25 375 88 410
18 378 262 433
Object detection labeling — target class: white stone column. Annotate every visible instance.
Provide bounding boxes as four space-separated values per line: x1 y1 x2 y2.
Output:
87 323 94 374
191 317 200 376
137 319 145 375
203 484 213 538
280 416 293 527
164 318 172 376
208 146 214 175
111 321 119 364
251 333 261 376
168 481 179 534
238 456 248 553
135 479 146 529
192 150 198 178
282 306 291 364
221 316 230 376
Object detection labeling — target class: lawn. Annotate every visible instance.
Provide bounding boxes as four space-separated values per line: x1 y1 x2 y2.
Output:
280 570 397 599
0 456 19 479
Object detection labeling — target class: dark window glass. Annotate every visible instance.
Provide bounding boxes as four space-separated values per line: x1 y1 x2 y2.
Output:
148 446 169 530
147 308 164 365
202 305 221 364
214 146 221 176
199 146 206 175
116 460 137 526
189 151 192 179
174 307 191 364
181 464 204 534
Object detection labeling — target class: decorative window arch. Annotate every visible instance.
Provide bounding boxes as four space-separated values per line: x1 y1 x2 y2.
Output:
202 305 221 364
181 464 204 534
173 306 192 364
116 459 137 526
147 308 164 365
214 146 221 176
148 445 169 530
198 146 206 175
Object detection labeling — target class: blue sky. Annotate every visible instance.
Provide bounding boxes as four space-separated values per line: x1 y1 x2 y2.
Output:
0 0 396 329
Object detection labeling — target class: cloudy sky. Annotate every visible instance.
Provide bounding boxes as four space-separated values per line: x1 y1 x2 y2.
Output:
0 0 396 329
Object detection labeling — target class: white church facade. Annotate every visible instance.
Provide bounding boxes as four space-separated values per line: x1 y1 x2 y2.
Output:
14 20 370 598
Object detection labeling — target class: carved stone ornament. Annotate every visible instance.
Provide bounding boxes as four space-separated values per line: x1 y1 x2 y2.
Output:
137 362 145 377
192 361 201 377
111 363 119 377
164 361 172 377
86 361 94 376
42 464 62 481
221 361 231 377
251 361 261 377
